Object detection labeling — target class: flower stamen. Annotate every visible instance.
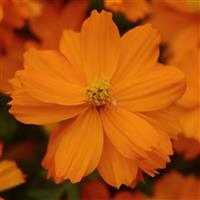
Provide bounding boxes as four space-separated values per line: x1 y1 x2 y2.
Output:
86 77 112 106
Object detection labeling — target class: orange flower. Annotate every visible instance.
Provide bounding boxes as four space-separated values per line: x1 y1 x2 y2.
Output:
0 0 42 28
153 171 200 199
0 26 24 93
9 10 186 188
29 0 88 49
0 143 25 192
105 0 150 21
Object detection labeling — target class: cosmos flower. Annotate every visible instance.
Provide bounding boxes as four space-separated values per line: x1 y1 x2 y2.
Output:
29 0 88 49
9 10 186 188
0 143 25 192
0 0 42 28
105 0 150 21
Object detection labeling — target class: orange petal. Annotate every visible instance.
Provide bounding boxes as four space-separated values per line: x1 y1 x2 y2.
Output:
42 121 73 182
54 107 103 183
100 106 159 159
113 66 186 112
138 131 173 177
111 24 160 84
60 30 86 84
0 160 25 192
16 66 85 106
9 89 87 125
139 109 181 139
24 48 82 85
98 137 138 188
80 10 120 81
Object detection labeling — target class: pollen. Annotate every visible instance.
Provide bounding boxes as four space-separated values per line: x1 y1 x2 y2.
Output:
86 77 112 106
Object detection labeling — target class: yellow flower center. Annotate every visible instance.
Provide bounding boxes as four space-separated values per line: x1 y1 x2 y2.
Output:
86 77 112 106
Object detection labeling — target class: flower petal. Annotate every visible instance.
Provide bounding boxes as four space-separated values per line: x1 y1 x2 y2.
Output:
111 24 160 84
80 10 120 81
24 48 82 85
100 106 159 159
113 66 186 112
139 109 181 139
55 107 103 183
42 121 72 183
0 160 25 192
60 30 86 83
16 68 85 106
138 131 173 177
9 90 86 125
98 137 138 188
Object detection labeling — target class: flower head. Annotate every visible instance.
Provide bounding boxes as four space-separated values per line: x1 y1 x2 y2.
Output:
9 10 186 188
